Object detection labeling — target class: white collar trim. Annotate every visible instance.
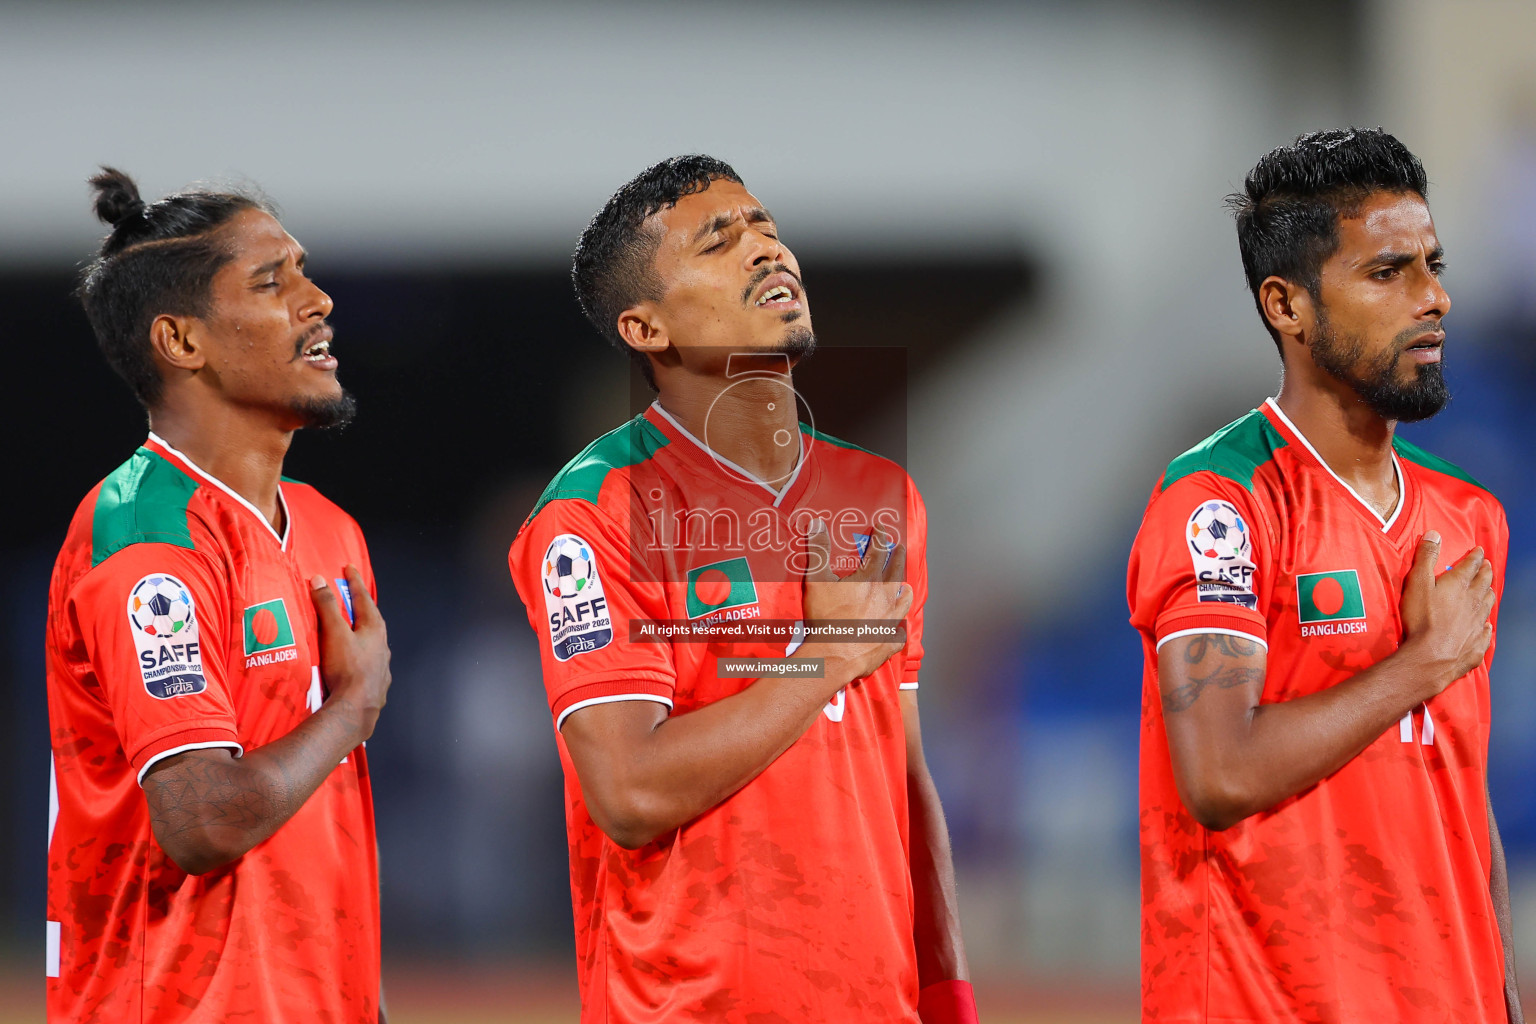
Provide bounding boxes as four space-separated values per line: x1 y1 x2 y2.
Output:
147 432 290 549
1264 398 1404 532
650 401 806 508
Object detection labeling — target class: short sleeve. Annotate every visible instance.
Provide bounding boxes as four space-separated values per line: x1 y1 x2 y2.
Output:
509 498 676 730
70 543 242 783
1127 471 1271 652
899 477 928 689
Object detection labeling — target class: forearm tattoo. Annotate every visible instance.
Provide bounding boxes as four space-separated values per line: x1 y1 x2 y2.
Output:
1161 633 1263 714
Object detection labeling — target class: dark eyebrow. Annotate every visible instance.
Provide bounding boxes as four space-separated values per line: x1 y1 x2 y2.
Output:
248 249 306 280
1367 250 1419 270
691 207 776 244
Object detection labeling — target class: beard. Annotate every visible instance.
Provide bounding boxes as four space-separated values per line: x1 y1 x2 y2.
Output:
1310 310 1449 422
777 323 816 360
290 388 357 430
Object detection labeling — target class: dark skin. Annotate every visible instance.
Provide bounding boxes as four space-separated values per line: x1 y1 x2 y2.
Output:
566 179 970 986
1160 190 1518 1019
136 208 393 1018
141 208 392 863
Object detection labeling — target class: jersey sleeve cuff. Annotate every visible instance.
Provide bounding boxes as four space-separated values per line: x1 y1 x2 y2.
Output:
1155 626 1268 652
1154 606 1267 650
134 731 244 786
551 676 675 730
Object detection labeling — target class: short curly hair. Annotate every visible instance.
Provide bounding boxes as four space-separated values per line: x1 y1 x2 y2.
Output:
571 155 743 389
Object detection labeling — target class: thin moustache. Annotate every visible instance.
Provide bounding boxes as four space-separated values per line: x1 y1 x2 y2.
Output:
292 323 334 359
1396 323 1444 350
741 265 802 305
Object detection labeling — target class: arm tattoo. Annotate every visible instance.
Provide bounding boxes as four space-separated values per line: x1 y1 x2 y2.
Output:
143 700 361 865
1161 634 1264 714
144 755 282 842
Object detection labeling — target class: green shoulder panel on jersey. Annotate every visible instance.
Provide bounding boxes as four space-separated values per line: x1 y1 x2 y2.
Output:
1392 435 1491 493
530 414 671 519
802 422 879 457
91 447 200 566
1163 409 1287 492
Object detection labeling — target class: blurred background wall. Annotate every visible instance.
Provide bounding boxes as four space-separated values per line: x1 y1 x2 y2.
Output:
3 1 1534 1020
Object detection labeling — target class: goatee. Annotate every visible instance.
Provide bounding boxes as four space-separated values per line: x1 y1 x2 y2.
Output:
778 326 816 360
1310 312 1449 423
291 390 358 431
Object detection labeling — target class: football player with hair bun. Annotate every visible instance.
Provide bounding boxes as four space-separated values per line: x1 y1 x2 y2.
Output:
46 168 392 1022
1129 128 1519 1022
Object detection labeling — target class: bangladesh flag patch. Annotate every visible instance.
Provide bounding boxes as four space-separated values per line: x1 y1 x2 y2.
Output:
243 598 296 655
686 557 758 619
1296 570 1366 624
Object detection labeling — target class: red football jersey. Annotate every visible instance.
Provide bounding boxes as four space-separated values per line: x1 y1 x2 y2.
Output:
1128 399 1507 1022
508 402 926 1024
46 433 381 1023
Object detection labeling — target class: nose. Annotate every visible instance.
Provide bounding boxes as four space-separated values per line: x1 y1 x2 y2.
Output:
1422 265 1449 320
743 226 786 269
300 278 334 322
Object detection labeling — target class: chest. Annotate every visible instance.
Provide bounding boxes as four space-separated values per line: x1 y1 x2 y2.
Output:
648 504 904 731
1257 476 1493 745
218 523 365 739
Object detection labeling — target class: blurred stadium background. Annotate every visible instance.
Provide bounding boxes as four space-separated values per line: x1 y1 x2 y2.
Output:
5 1 1536 1020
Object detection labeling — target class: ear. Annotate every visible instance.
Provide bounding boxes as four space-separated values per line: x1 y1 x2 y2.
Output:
616 303 670 355
1257 275 1312 342
148 314 208 372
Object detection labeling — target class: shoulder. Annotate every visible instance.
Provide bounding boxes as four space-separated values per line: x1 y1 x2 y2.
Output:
280 476 366 537
528 413 671 523
1160 408 1286 495
1393 435 1499 503
1136 411 1282 556
88 445 207 568
804 423 914 490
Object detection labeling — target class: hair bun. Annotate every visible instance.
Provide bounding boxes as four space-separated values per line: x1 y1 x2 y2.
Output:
88 166 147 228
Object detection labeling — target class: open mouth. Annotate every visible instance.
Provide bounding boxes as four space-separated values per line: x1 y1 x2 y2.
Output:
752 272 802 310
299 327 337 369
1404 332 1443 363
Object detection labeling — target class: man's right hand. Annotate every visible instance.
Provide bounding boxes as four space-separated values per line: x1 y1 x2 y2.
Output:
797 519 913 686
311 565 393 744
1398 531 1495 695
145 564 394 875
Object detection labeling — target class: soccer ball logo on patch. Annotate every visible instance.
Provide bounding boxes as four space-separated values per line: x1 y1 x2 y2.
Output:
543 536 596 599
1187 500 1250 562
128 576 195 637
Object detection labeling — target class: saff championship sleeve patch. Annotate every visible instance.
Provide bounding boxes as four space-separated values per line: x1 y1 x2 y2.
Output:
1186 499 1258 609
541 534 613 662
126 573 209 699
